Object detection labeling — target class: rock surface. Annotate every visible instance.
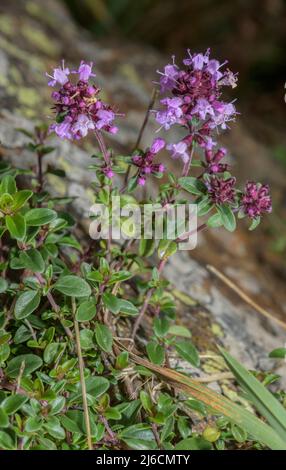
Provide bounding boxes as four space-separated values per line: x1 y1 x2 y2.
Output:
0 0 285 383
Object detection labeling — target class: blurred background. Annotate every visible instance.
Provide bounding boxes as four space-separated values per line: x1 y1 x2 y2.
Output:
63 0 286 124
0 0 285 322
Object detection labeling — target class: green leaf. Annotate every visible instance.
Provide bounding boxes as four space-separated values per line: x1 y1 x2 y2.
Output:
1 394 28 414
175 340 200 367
60 414 81 434
102 293 121 313
119 424 156 450
87 270 104 283
95 323 113 353
102 293 138 316
25 416 43 433
197 196 212 216
5 214 26 240
44 416 65 440
269 348 286 359
216 205 236 232
175 437 212 450
14 290 41 320
140 390 153 414
0 278 8 294
11 190 33 211
207 211 223 228
105 407 122 420
0 343 10 363
138 239 156 257
49 397 66 415
0 408 9 428
169 325 192 338
249 217 261 231
158 239 177 260
178 416 192 438
117 299 139 316
220 347 286 442
6 354 43 378
0 431 15 449
19 248 45 273
115 351 129 369
76 299 97 322
146 341 165 365
231 423 247 443
14 325 32 344
54 275 91 298
0 193 14 212
79 329 94 350
43 343 61 364
71 376 110 403
0 175 16 195
154 317 170 337
185 398 207 416
25 208 57 226
179 176 206 196
107 271 132 285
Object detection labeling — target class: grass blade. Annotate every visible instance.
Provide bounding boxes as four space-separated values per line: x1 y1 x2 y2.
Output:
219 347 286 440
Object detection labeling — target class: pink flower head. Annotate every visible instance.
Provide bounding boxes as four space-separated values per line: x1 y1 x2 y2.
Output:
157 62 179 92
191 98 215 120
150 137 166 154
47 60 120 140
96 109 116 130
132 138 165 186
103 167 114 179
202 136 217 151
241 182 272 219
46 60 70 87
207 176 236 204
51 116 72 140
77 61 96 81
72 114 95 138
183 49 210 69
167 141 189 164
210 101 237 130
138 176 146 186
156 49 238 137
204 147 228 174
156 97 183 130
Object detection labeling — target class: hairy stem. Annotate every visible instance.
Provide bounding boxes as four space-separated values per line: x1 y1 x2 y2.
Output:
177 222 207 242
72 298 93 450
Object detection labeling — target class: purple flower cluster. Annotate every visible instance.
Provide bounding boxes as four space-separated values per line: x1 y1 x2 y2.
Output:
156 50 237 140
156 50 272 222
47 61 119 140
206 176 236 205
241 182 272 219
132 138 165 186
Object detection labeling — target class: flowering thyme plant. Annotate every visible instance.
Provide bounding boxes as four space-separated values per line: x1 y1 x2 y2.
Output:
0 53 278 452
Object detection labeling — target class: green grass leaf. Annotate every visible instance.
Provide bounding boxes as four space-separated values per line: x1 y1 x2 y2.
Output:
220 347 286 442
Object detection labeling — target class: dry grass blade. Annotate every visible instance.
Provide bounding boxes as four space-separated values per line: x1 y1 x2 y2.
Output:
115 341 286 450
